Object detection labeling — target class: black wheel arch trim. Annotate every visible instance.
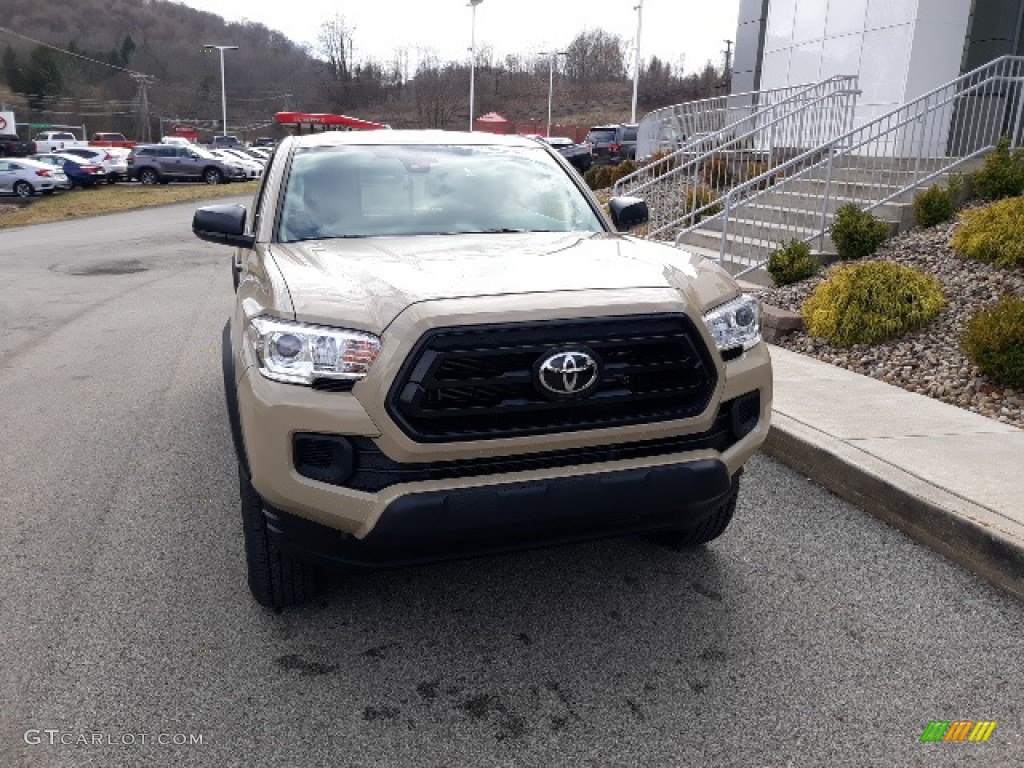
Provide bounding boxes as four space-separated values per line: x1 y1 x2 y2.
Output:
222 320 251 478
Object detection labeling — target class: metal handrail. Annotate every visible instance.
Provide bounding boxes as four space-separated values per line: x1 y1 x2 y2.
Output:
634 77 857 161
622 87 860 237
618 75 860 202
671 55 1024 278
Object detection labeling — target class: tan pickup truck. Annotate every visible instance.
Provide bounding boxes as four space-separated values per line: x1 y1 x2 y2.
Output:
193 130 772 610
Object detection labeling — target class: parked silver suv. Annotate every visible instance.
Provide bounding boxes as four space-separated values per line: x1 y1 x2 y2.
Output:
127 144 246 185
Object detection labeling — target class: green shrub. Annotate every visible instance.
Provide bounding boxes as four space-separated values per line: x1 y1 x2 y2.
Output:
914 184 956 228
801 261 945 346
962 296 1024 389
829 203 891 260
950 196 1024 268
584 164 615 190
971 137 1024 200
767 240 820 286
610 159 638 186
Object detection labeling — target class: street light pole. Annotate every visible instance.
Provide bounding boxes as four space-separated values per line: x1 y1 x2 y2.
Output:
203 44 239 137
631 0 644 124
540 51 568 137
468 0 484 132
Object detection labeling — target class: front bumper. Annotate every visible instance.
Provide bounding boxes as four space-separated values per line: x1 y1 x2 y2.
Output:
262 459 738 568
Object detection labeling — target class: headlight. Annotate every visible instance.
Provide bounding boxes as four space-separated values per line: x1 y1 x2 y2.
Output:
247 317 381 385
702 294 762 353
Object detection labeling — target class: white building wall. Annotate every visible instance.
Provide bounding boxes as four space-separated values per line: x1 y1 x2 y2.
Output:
758 0 972 154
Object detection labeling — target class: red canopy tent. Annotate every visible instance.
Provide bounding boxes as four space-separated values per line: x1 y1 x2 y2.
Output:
473 112 513 134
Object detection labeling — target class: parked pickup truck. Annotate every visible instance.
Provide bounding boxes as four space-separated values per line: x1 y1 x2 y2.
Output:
0 134 35 157
192 130 771 609
33 131 88 154
90 132 137 149
540 135 593 173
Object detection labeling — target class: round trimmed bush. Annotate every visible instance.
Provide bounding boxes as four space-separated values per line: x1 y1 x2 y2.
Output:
830 203 891 260
767 240 819 286
950 196 1024 268
610 159 638 186
962 296 1024 389
913 184 955 228
801 261 945 346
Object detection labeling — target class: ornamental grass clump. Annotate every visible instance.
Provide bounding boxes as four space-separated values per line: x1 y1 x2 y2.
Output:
767 240 819 286
962 296 1024 389
801 261 945 346
950 196 1024 268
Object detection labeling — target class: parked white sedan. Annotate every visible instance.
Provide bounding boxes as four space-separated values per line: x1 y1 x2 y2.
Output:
56 146 130 182
0 157 67 197
209 149 263 179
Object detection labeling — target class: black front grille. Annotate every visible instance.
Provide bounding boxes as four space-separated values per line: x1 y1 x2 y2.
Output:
387 315 718 442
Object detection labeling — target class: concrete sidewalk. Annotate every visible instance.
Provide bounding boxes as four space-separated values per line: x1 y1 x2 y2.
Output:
765 345 1024 600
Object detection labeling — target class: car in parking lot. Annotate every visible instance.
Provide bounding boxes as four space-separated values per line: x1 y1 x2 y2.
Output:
586 123 638 165
538 135 593 172
30 153 108 189
192 130 771 609
55 146 130 182
209 148 263 179
211 134 244 150
0 157 66 196
127 144 247 185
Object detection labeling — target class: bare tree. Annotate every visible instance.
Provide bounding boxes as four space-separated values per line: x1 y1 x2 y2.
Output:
317 13 354 83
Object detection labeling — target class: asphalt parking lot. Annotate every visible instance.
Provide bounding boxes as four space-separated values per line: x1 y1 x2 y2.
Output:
1 201 1021 767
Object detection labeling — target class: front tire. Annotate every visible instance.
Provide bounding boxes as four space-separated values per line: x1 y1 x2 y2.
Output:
13 180 33 198
204 167 223 185
238 466 318 610
646 476 740 549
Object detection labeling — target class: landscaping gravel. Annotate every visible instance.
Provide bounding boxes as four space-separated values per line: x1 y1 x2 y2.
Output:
754 214 1024 429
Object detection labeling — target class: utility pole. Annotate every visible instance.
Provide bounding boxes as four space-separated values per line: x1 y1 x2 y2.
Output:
130 73 155 141
631 0 644 124
722 39 733 93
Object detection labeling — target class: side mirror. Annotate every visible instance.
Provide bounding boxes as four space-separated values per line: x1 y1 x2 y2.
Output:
608 196 649 232
193 204 255 248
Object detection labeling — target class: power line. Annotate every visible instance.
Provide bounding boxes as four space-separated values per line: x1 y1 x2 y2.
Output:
0 25 152 79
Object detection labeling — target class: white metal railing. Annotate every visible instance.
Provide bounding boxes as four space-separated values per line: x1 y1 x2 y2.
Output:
674 55 1024 277
634 78 856 161
614 78 860 237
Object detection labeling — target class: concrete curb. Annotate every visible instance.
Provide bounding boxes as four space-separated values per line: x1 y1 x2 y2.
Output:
765 412 1024 601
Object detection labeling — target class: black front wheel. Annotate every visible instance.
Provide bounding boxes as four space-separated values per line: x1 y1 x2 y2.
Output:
238 466 318 610
204 168 223 185
13 180 33 198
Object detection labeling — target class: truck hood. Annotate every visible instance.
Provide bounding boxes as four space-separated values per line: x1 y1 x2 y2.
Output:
268 232 739 333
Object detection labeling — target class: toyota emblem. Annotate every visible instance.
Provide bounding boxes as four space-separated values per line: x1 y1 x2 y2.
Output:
536 349 601 399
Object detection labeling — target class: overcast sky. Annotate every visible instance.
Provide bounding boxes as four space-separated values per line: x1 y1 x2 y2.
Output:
176 0 740 75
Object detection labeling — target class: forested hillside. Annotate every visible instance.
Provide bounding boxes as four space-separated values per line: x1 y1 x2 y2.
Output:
0 0 726 140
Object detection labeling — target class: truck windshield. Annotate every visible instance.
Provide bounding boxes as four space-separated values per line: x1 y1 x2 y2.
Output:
278 144 605 242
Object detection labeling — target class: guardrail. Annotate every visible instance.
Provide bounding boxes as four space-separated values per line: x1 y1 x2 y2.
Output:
615 78 860 237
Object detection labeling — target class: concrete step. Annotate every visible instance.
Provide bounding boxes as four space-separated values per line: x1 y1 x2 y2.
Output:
695 215 837 253
749 190 912 224
806 165 953 185
734 196 910 228
676 227 837 266
783 177 909 199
